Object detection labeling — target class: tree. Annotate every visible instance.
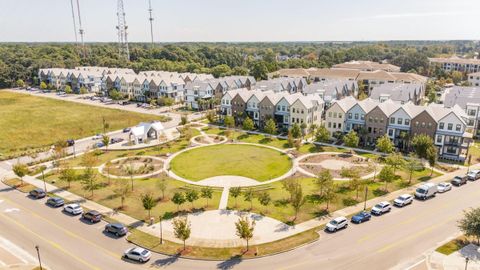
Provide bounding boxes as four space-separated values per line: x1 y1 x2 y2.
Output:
290 123 301 139
206 111 216 123
172 217 191 250
212 64 232 78
385 152 405 174
12 163 28 186
257 192 271 213
230 187 242 208
102 135 110 152
243 188 255 210
458 207 480 245
157 178 168 200
242 117 254 131
224 115 235 129
378 165 395 191
426 146 437 176
64 85 72 94
40 81 47 90
290 183 306 221
200 186 213 207
282 178 299 202
58 166 77 188
172 192 186 212
451 71 464 85
141 193 157 221
250 61 269 80
411 134 435 159
180 114 188 125
404 153 423 184
315 125 330 143
235 216 256 251
323 185 337 211
185 189 199 209
124 164 136 192
300 122 307 138
315 170 333 197
113 180 131 209
79 87 88 95
264 118 277 136
16 79 25 88
340 167 361 200
376 135 394 153
81 167 98 198
344 130 359 148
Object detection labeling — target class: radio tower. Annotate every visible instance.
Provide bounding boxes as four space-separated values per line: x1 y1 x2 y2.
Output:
70 0 78 44
76 0 87 58
116 0 130 61
148 0 154 47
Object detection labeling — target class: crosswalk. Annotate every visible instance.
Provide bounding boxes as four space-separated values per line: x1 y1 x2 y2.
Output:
0 235 37 267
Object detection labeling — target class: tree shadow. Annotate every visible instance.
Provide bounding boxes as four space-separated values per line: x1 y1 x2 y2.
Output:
150 253 180 267
217 255 243 270
372 188 388 197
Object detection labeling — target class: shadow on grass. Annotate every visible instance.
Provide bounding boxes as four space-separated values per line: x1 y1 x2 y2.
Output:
418 176 432 182
237 134 249 140
259 137 272 144
217 255 243 270
372 188 389 197
313 209 331 219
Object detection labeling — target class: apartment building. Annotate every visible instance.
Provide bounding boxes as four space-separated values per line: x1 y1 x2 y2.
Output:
443 86 480 137
256 77 307 94
468 72 480 87
370 83 425 105
429 57 480 73
332 61 400 72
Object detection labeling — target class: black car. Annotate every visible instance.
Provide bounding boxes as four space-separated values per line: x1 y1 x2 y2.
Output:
82 210 102 223
46 197 64 207
451 175 468 186
66 139 75 146
104 223 128 236
110 137 124 144
29 189 46 199
123 127 131 133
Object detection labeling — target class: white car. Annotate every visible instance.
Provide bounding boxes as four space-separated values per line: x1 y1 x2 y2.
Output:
64 203 83 215
371 201 391 215
437 182 452 193
325 216 348 232
393 194 413 207
124 247 151 263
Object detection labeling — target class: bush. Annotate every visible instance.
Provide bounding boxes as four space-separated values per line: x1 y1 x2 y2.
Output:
342 198 359 206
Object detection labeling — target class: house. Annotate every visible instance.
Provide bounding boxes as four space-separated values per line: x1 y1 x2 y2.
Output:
231 89 253 124
332 61 400 72
290 94 324 128
344 98 377 134
370 83 424 105
325 96 357 137
303 80 358 108
129 122 165 145
184 81 215 109
386 102 423 150
258 94 280 129
365 100 400 145
468 72 480 87
443 86 480 137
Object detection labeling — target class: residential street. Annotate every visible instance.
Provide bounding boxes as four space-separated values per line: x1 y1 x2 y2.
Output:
1 173 479 270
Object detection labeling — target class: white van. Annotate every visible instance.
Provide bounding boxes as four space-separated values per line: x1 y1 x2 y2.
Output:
415 183 437 200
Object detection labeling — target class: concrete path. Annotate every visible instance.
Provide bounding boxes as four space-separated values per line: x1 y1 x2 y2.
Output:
218 187 230 210
197 175 261 187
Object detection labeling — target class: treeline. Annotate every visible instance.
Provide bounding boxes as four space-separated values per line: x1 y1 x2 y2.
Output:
0 41 479 88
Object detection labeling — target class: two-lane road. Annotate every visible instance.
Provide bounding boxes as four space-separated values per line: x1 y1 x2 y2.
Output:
1 178 479 270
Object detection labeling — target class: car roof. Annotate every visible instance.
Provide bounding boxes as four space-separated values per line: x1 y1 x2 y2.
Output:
132 247 146 253
50 197 63 200
110 223 124 227
399 194 411 198
334 216 346 221
378 201 390 205
66 203 80 207
87 210 100 215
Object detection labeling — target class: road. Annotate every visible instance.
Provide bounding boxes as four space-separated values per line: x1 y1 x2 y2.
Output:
1 176 479 270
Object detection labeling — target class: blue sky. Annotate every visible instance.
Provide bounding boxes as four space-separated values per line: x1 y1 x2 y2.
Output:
1 0 479 42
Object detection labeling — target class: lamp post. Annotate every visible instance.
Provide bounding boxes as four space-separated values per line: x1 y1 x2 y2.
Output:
467 154 472 174
363 186 369 211
159 215 163 244
41 169 47 193
35 245 43 270
465 257 469 270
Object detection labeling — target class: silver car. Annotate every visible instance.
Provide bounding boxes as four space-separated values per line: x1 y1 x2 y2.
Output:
63 203 83 215
437 182 452 193
124 247 151 263
394 194 413 207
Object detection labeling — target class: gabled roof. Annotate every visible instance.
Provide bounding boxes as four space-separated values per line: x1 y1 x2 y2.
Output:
331 96 358 112
375 99 401 117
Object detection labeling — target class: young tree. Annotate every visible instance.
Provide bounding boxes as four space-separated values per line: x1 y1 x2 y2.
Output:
16 79 25 88
172 192 186 212
64 85 73 94
180 114 188 126
290 183 306 221
224 115 235 129
404 153 423 184
242 117 254 131
81 167 98 198
315 170 333 197
156 178 168 200
235 216 256 251
378 165 395 191
113 180 131 209
376 134 394 154
340 167 361 200
243 188 255 210
124 164 136 191
141 193 157 221
458 207 480 245
40 81 47 90
290 123 302 139
385 152 405 174
102 135 110 152
323 185 337 211
79 87 88 95
206 110 216 123
282 178 299 202
315 125 330 143
12 163 28 186
257 192 271 213
172 217 191 250
426 146 437 176
300 122 308 138
264 118 277 136
344 130 360 148
200 186 213 207
411 134 435 159
230 187 242 208
58 166 77 188
185 189 199 209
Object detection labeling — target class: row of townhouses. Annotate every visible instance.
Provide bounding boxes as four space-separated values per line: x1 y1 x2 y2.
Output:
442 86 480 137
429 57 480 73
369 83 425 105
325 96 472 161
221 88 324 130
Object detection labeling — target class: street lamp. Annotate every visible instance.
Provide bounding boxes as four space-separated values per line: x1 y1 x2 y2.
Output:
465 257 469 270
159 215 163 244
35 245 43 270
363 186 369 211
41 169 47 193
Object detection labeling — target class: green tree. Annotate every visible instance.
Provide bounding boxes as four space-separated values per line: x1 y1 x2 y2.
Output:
12 163 28 186
235 216 256 251
173 217 191 250
378 165 395 191
290 123 302 139
224 115 235 129
230 187 242 208
243 188 255 210
264 118 277 136
200 186 213 208
113 180 131 209
206 110 216 123
64 85 73 94
242 117 254 131
185 189 199 209
411 134 435 159
290 183 306 222
250 61 269 80
141 193 157 220
157 178 168 200
385 152 405 174
340 167 361 200
315 125 330 143
404 153 423 184
16 79 25 88
58 166 77 188
376 134 394 153
124 164 136 192
180 114 188 125
79 87 88 95
172 192 186 212
451 71 464 85
458 207 480 245
426 146 437 176
40 81 47 90
323 185 337 211
212 64 232 78
315 170 333 197
101 135 110 152
344 130 360 148
81 167 98 198
257 192 271 213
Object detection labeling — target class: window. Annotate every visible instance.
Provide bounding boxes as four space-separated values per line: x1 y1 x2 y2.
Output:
374 117 378 123
361 114 365 120
292 108 296 113
397 118 402 125
380 118 384 123
328 112 332 117
428 123 432 128
415 121 419 127
447 123 453 130
338 123 342 129
456 124 461 132
388 129 393 136
328 122 331 128
348 113 352 119
437 136 442 143
390 118 395 124
277 105 281 111
333 123 337 128
421 122 426 128
439 122 444 129
405 119 410 126
339 113 343 118
354 113 359 120
369 117 373 123
333 112 337 118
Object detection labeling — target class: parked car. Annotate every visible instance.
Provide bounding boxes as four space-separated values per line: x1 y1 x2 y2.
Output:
124 247 151 263
29 189 46 199
104 223 128 237
451 175 468 186
393 194 413 207
325 216 348 232
351 211 371 224
120 101 130 106
467 170 480 181
92 134 102 140
46 197 64 207
94 142 105 148
66 139 75 146
437 182 452 193
64 203 83 215
371 201 391 215
123 128 131 133
110 138 124 144
82 210 102 223
415 183 437 200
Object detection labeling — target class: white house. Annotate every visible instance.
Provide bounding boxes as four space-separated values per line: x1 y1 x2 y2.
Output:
129 122 165 145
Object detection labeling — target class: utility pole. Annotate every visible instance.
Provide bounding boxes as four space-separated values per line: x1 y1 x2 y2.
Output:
116 0 130 61
363 186 368 211
159 215 163 244
148 0 154 48
41 169 47 193
35 245 43 270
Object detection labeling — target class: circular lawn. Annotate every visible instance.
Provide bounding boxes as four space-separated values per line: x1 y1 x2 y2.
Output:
170 144 292 181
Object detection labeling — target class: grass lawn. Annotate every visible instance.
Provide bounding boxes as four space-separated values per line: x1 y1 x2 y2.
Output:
3 178 37 193
0 91 169 160
44 171 222 222
127 226 319 260
436 236 471 255
170 144 292 181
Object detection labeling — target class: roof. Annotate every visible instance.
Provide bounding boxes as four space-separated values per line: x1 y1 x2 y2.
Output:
130 122 164 137
332 61 400 72
429 57 480 65
376 99 401 117
443 86 480 109
356 98 378 114
370 83 424 103
331 96 358 112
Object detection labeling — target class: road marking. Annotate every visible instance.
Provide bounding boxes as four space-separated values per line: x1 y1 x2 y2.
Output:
0 235 37 264
0 196 120 260
3 208 19 213
405 258 426 270
0 212 102 270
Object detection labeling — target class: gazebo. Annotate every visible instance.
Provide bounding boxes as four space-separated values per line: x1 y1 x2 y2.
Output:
129 121 164 145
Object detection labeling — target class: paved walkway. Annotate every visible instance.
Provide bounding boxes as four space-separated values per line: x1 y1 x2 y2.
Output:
218 187 230 210
429 244 480 270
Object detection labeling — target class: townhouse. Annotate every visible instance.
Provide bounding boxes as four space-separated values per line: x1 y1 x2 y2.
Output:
365 100 400 145
386 102 424 150
344 98 378 134
325 96 357 137
370 83 424 105
429 57 480 73
302 80 358 108
256 77 307 94
443 86 480 137
468 72 480 87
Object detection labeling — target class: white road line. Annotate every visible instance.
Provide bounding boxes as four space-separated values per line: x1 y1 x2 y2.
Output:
0 259 6 267
404 258 426 270
4 208 20 213
0 236 37 264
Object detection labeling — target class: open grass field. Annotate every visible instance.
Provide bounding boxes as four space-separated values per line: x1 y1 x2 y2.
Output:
0 91 169 159
170 144 293 181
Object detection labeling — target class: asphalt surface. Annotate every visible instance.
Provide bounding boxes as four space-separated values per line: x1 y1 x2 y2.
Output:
1 175 479 270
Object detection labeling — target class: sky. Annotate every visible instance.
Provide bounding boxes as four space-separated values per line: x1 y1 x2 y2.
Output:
1 0 479 42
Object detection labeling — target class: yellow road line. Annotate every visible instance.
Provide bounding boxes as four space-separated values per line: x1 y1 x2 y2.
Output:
0 195 120 260
0 212 102 270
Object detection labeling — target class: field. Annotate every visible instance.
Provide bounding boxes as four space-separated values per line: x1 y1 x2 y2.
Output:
170 144 293 181
0 91 169 159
